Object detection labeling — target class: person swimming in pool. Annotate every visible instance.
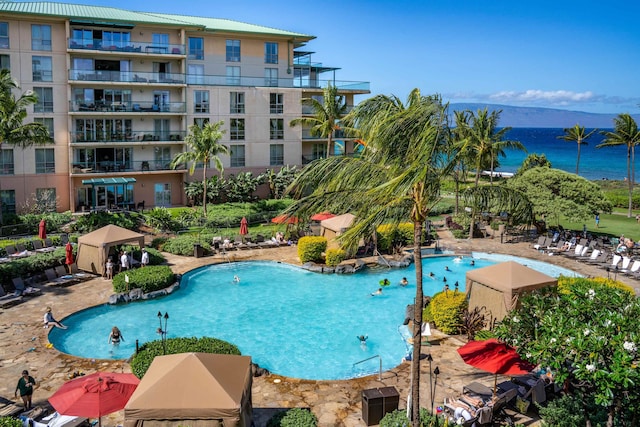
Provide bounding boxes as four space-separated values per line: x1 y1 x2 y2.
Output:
429 272 435 279
399 277 409 287
357 335 368 343
371 288 383 296
445 266 450 271
233 275 240 283
470 260 475 266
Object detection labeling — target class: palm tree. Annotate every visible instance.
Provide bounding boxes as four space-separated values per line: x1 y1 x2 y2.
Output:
458 108 525 187
597 114 640 217
170 121 228 217
289 84 351 157
0 69 51 222
287 89 453 426
557 124 597 175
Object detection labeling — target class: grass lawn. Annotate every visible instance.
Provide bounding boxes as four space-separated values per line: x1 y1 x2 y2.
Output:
557 212 640 241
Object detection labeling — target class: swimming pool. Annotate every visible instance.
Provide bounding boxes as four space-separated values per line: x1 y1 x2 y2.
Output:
49 255 578 380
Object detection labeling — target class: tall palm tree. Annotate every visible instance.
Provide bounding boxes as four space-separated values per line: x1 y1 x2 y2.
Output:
0 69 51 222
557 124 597 175
597 114 640 217
170 121 228 217
287 89 453 426
458 108 525 187
289 84 351 157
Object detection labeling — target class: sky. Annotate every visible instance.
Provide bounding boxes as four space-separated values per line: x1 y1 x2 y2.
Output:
77 0 640 114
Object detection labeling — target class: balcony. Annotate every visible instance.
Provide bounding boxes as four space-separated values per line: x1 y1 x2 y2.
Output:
186 74 369 91
68 39 185 55
71 131 186 144
71 160 185 174
69 101 186 114
69 69 185 84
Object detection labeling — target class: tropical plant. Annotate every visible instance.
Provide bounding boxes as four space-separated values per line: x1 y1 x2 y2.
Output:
597 114 640 217
461 305 488 341
112 265 175 294
289 84 351 156
557 124 598 175
286 89 452 426
266 408 318 427
225 172 263 202
0 69 52 223
170 121 228 217
515 153 552 175
264 166 299 199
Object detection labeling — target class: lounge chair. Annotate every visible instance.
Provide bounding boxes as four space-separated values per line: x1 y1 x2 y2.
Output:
577 248 600 263
565 245 590 259
69 263 96 280
558 244 584 258
622 260 640 276
12 277 41 296
59 234 69 246
0 396 24 417
585 250 610 265
532 236 548 251
5 245 28 258
33 239 56 253
44 268 75 287
598 254 622 270
0 285 23 307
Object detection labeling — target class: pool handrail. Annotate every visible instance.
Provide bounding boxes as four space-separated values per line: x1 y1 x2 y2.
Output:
353 354 382 380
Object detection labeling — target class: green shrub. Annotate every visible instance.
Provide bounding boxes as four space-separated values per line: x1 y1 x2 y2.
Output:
538 394 599 427
376 223 415 253
266 408 317 427
0 248 66 288
131 337 241 378
428 290 467 334
19 212 73 234
150 236 169 250
474 330 496 341
325 248 346 267
162 234 212 256
379 408 439 426
0 417 23 427
112 265 175 294
297 236 327 263
144 207 181 232
71 211 139 233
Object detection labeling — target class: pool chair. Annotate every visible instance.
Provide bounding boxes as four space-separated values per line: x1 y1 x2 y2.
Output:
12 277 41 296
577 248 600 263
32 412 87 427
532 236 549 251
0 285 23 308
598 254 622 270
622 260 640 276
44 268 75 287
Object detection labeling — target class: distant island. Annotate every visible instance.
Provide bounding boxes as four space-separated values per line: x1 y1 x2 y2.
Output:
449 103 640 128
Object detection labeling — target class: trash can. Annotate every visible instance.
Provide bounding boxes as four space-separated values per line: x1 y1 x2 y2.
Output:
379 386 399 414
193 243 203 258
362 388 384 426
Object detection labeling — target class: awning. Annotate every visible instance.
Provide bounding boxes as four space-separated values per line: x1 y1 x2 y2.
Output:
82 177 136 185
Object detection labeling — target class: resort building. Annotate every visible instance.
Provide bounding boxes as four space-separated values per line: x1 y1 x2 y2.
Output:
0 2 369 214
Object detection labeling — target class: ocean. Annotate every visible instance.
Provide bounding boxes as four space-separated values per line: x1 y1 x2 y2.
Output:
496 128 633 181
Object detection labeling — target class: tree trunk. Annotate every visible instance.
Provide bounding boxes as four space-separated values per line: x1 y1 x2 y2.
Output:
576 142 581 175
202 164 208 217
454 173 460 215
410 221 424 426
326 133 333 158
489 154 494 186
627 146 632 217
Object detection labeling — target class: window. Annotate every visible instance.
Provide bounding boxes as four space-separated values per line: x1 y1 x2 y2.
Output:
194 117 209 128
71 29 92 48
34 117 54 138
270 144 284 166
187 64 204 85
188 37 204 60
265 42 278 64
230 118 245 140
34 87 53 112
270 118 284 140
0 54 9 70
0 22 8 49
265 68 278 87
270 93 283 114
312 143 326 160
32 56 52 81
0 190 15 215
230 92 245 114
226 66 240 85
35 148 55 173
31 24 52 51
194 90 209 113
152 33 169 46
230 144 245 167
102 31 130 48
154 146 171 169
226 39 240 62
0 149 14 174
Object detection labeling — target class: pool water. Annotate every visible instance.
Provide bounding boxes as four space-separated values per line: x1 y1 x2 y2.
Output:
49 255 578 380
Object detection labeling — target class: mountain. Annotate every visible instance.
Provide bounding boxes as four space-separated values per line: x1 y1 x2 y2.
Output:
449 103 640 128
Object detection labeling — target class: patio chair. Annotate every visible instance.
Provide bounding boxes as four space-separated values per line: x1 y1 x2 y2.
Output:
33 239 55 253
622 260 640 276
577 248 600 263
60 234 69 245
598 254 622 270
44 268 75 287
0 285 23 308
12 277 41 296
70 262 97 280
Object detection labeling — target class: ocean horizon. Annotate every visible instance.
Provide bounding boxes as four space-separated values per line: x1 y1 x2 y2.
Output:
497 128 635 181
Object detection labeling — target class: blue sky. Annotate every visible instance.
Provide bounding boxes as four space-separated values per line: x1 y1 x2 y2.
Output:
80 0 640 114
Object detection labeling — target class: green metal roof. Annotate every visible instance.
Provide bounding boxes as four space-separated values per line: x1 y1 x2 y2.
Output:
82 177 136 185
0 1 314 39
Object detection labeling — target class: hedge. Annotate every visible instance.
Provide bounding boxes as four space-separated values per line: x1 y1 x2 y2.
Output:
325 248 346 267
266 408 317 427
428 290 467 334
297 236 327 263
112 265 175 294
161 234 212 256
0 417 22 427
131 337 241 378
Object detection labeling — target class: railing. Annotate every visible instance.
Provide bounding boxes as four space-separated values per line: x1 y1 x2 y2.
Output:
71 131 186 144
375 249 391 268
69 101 186 114
302 105 354 115
69 69 185 84
187 74 370 91
353 355 382 380
68 39 185 55
71 160 185 174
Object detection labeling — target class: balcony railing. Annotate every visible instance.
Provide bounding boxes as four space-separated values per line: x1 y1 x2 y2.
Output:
69 69 185 84
69 101 186 114
71 131 186 144
69 39 185 55
71 160 184 174
187 75 370 91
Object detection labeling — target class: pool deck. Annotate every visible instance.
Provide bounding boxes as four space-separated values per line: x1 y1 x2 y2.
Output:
1 230 636 426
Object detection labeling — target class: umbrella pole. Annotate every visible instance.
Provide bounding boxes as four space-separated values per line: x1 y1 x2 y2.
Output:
493 374 498 396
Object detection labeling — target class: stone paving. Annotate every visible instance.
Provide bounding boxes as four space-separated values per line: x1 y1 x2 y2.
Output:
1 230 637 426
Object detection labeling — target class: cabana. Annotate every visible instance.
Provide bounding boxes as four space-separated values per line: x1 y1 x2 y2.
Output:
124 353 253 427
76 224 145 274
320 213 355 240
466 261 557 324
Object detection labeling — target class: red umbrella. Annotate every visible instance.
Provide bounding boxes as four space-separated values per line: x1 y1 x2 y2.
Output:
65 242 74 268
39 219 47 240
310 211 336 221
239 217 249 236
457 338 535 394
49 372 140 427
271 214 298 224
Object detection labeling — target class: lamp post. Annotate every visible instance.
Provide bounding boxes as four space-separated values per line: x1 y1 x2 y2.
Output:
432 366 440 425
426 354 433 411
157 311 169 354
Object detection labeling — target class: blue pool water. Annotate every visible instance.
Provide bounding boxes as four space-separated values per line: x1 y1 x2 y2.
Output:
50 255 578 380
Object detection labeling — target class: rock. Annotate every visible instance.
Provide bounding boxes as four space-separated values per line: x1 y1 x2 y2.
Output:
128 288 144 301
